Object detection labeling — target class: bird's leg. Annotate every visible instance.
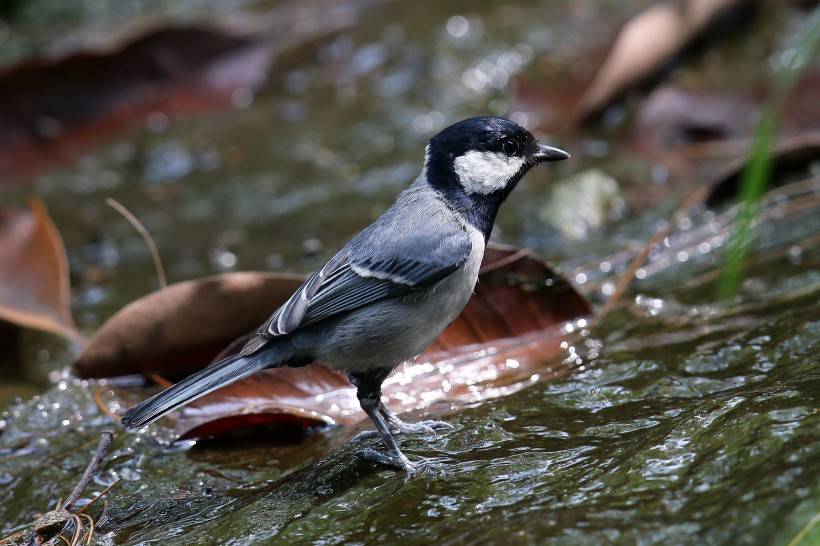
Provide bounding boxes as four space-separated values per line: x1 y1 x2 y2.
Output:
359 397 416 472
352 401 452 442
349 369 415 472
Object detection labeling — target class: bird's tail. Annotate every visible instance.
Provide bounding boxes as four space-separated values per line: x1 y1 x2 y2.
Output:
120 348 277 430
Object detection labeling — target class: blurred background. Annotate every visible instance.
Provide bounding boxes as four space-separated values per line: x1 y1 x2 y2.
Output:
1 1 819 545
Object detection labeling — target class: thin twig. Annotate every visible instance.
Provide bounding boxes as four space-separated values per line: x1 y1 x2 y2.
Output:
77 479 121 515
79 513 95 545
69 514 83 546
98 500 109 528
596 222 672 320
67 514 78 546
148 373 174 388
106 197 168 289
479 247 531 274
63 430 114 511
93 388 119 422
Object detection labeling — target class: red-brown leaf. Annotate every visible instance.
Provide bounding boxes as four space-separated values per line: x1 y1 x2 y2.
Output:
0 26 273 183
703 134 820 208
0 198 84 344
74 272 304 378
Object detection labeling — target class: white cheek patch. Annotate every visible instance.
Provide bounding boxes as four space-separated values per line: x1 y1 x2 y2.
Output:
453 151 526 194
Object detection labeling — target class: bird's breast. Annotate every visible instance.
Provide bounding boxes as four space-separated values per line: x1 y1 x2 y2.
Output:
424 221 485 324
454 222 486 296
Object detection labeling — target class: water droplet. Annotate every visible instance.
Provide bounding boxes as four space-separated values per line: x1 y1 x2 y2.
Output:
446 15 470 38
210 249 237 270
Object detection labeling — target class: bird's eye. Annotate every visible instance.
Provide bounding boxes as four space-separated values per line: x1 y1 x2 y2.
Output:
502 139 519 155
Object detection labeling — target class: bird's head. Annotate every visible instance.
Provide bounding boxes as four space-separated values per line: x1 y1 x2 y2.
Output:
424 116 569 234
425 116 568 196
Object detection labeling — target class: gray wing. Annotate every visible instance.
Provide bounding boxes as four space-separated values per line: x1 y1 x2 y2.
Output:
239 222 472 356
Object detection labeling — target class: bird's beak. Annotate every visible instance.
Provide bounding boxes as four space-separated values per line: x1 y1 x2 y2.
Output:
532 143 571 163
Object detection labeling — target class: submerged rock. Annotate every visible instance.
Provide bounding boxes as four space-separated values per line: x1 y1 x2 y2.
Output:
541 168 627 240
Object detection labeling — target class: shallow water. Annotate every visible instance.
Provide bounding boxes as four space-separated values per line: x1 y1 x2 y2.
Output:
2 1 819 545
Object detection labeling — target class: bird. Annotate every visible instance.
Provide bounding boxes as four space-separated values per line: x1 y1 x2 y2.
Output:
121 116 569 473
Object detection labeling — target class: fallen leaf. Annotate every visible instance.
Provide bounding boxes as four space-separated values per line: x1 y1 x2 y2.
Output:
630 71 820 172
92 246 591 439
0 198 84 344
576 0 755 124
0 26 272 182
778 72 820 137
634 86 757 154
0 0 370 182
73 272 304 379
695 133 820 208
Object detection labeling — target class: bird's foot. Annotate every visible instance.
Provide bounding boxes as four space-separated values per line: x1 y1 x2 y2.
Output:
358 447 417 474
351 430 382 442
390 418 453 435
352 418 452 442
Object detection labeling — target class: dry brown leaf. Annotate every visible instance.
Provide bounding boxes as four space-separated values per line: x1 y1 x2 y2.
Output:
102 245 591 439
73 272 304 378
0 198 84 344
634 86 757 153
629 71 820 173
576 0 753 123
0 26 273 182
0 1 378 183
679 133 820 208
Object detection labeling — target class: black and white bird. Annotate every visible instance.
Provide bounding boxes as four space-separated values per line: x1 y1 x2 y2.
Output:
121 116 569 472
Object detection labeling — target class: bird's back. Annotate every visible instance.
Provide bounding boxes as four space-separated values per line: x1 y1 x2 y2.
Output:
346 176 469 262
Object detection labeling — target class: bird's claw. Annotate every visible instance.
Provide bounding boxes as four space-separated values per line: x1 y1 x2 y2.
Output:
352 419 452 443
351 429 382 442
358 447 417 474
392 419 453 435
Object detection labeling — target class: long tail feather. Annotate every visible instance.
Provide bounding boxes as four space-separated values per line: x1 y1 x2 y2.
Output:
121 351 272 430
